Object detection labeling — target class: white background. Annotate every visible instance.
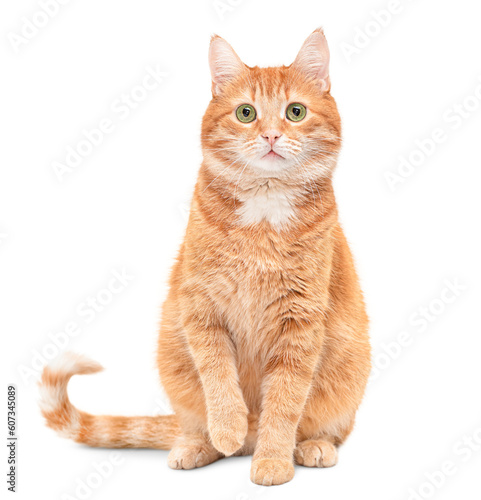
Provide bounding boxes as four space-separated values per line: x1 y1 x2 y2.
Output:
1 0 481 499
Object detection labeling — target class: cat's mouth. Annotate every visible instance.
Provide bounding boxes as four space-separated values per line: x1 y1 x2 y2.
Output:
262 150 284 160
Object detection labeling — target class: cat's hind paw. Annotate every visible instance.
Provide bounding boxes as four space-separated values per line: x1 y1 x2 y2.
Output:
294 439 338 468
168 442 221 470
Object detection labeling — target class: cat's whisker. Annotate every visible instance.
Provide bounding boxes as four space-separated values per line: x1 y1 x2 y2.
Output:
201 156 247 193
233 161 250 209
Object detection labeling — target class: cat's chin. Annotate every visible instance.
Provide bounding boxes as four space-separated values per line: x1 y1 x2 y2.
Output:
249 156 292 174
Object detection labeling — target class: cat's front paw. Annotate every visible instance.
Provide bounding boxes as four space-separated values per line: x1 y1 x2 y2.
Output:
208 403 248 456
250 458 295 486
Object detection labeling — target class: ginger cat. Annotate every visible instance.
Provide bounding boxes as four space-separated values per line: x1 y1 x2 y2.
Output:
40 28 371 486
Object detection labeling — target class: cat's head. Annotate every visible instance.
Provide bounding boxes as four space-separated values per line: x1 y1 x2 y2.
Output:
201 28 341 187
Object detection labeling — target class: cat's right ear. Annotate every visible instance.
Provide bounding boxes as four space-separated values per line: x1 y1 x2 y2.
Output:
209 35 245 96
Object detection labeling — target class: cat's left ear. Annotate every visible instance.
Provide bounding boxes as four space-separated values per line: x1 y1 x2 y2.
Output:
291 28 331 92
209 35 246 96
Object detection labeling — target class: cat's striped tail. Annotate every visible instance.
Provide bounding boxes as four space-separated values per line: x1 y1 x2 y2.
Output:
39 352 181 449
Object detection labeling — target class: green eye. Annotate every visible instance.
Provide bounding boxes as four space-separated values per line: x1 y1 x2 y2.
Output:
286 103 307 122
236 104 256 123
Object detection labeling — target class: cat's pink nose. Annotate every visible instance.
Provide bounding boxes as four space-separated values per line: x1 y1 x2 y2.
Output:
261 130 282 146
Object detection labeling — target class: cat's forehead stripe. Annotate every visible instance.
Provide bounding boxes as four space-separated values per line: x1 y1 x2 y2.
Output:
248 68 288 100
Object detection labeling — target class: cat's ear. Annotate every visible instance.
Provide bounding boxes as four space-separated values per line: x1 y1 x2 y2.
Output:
291 28 331 92
209 35 246 96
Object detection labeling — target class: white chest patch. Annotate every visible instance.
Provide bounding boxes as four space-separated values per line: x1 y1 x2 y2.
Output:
237 187 297 229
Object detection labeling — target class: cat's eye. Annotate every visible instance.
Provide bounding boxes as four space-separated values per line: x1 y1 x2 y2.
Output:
286 103 307 122
236 104 257 123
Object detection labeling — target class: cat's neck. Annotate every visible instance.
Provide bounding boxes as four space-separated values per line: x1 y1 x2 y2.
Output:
194 163 337 232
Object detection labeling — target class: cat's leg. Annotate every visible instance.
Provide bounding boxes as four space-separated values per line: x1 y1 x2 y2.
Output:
182 314 248 457
161 356 223 469
158 308 223 469
158 298 248 458
250 323 324 486
293 319 370 470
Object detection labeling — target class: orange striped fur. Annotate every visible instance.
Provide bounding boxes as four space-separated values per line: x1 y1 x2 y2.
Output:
39 353 180 449
39 28 370 486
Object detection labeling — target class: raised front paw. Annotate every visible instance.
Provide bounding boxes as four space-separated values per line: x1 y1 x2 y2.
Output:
208 403 248 456
250 458 295 486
